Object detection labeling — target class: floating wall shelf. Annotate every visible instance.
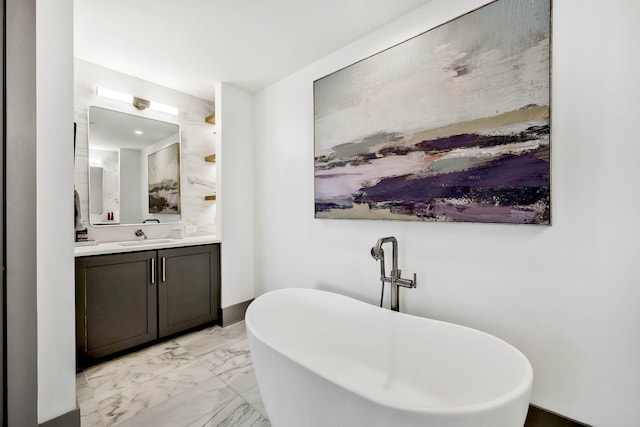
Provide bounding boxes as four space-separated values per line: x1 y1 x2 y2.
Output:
205 113 216 201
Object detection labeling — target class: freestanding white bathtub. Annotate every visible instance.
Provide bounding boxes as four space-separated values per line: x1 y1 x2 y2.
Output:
246 288 533 427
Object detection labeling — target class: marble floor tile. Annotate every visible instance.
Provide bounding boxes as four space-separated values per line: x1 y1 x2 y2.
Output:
176 321 247 357
78 390 105 427
76 372 94 403
196 338 250 375
239 384 269 419
88 345 195 401
98 359 214 426
115 376 239 427
78 321 269 427
85 340 181 380
188 395 271 427
196 339 258 395
78 372 106 427
80 406 106 427
220 363 260 397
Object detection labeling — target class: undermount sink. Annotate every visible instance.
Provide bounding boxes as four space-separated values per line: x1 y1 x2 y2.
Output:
118 239 173 247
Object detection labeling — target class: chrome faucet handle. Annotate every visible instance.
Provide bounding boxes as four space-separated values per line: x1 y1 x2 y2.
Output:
411 272 417 288
395 272 417 288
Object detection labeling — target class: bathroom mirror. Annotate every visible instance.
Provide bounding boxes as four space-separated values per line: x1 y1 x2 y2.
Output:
88 106 181 226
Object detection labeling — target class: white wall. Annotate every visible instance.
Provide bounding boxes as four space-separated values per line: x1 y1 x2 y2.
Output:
36 0 76 422
216 82 255 308
253 0 640 426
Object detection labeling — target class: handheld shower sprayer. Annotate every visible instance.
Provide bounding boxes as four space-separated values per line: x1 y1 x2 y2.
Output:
371 245 386 306
370 246 384 260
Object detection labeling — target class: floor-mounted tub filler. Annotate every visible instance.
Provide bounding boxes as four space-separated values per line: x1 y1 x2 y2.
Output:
246 288 533 427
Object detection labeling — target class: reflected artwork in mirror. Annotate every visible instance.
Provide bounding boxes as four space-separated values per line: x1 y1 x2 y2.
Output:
148 142 181 214
88 106 182 226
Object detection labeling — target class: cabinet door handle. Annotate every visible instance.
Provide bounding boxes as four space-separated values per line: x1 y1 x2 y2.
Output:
161 257 166 282
150 258 155 284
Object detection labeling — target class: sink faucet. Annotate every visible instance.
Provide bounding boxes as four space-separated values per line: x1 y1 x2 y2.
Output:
371 236 416 312
135 229 147 240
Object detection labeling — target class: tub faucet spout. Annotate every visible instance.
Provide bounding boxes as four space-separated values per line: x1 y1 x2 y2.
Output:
370 236 416 312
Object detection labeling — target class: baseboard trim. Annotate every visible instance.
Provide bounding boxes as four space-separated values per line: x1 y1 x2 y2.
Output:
39 406 81 427
222 299 253 326
525 404 591 427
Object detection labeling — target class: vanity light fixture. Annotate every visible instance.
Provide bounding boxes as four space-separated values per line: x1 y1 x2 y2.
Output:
96 86 179 116
132 96 150 111
149 101 179 116
96 86 132 103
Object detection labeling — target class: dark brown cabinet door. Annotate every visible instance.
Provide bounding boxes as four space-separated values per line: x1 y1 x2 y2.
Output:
158 244 220 338
76 251 157 366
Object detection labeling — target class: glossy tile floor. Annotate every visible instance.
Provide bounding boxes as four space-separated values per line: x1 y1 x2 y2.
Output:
76 321 271 426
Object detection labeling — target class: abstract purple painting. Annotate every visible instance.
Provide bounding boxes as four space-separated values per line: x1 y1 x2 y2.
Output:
314 0 551 224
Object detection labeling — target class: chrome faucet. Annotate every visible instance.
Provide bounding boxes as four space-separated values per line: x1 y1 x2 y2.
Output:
371 236 416 312
134 229 147 240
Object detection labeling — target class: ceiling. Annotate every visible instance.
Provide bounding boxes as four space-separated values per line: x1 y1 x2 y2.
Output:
74 0 433 100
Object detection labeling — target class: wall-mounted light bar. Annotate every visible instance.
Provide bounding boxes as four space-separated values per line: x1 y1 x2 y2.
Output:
149 101 179 116
96 86 179 116
96 87 132 103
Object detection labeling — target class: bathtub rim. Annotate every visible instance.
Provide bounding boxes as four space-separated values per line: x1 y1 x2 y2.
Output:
246 287 533 416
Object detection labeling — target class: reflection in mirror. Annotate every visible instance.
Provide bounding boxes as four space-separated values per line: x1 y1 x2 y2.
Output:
88 106 181 226
89 166 104 215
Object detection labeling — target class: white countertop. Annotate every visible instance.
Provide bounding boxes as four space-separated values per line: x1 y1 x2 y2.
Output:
74 234 221 257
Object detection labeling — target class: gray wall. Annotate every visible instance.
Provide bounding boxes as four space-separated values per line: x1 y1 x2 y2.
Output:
5 0 38 424
0 0 4 423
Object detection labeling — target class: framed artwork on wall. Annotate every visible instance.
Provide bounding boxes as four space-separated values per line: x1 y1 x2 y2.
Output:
314 0 551 224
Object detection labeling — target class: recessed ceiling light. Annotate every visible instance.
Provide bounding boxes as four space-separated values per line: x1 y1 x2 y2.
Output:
134 130 144 135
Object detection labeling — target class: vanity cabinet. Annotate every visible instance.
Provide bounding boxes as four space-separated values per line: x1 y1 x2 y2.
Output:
76 244 220 368
158 245 219 338
75 251 157 365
